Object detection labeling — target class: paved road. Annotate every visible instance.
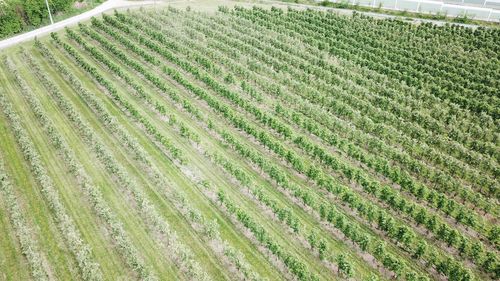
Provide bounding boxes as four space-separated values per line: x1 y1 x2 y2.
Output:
0 0 159 50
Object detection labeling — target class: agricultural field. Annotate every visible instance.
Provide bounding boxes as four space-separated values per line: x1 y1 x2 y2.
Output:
0 4 499 281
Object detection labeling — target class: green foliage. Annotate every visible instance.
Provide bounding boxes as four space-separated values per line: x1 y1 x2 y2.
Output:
336 254 353 278
0 1 23 37
23 0 46 26
0 1 103 39
2 6 497 281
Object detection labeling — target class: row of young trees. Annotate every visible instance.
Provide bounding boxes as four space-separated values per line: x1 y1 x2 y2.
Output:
103 11 474 280
216 190 320 281
51 30 265 281
155 8 494 250
29 42 160 280
15 51 174 281
268 8 499 119
0 62 103 281
117 10 496 272
0 138 49 280
78 11 488 278
229 6 498 186
180 9 498 222
221 241 264 281
147 8 496 208
225 7 498 203
117 9 488 278
94 11 414 278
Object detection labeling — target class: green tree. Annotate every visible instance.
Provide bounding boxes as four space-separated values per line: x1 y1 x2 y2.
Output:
51 0 75 11
426 215 437 233
1 0 85 39
405 271 417 281
488 225 499 244
336 254 353 278
374 241 386 257
415 208 427 225
457 237 469 256
318 239 327 260
359 234 370 252
0 2 23 37
482 252 497 273
396 226 414 247
470 241 484 264
413 240 427 259
308 231 318 249
23 0 46 26
446 229 458 247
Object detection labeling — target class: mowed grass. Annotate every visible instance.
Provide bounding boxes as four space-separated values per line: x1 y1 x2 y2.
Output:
4 36 292 280
0 70 79 281
63 32 332 279
39 40 281 281
70 17 382 280
0 23 337 281
0 120 32 281
4 51 150 280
